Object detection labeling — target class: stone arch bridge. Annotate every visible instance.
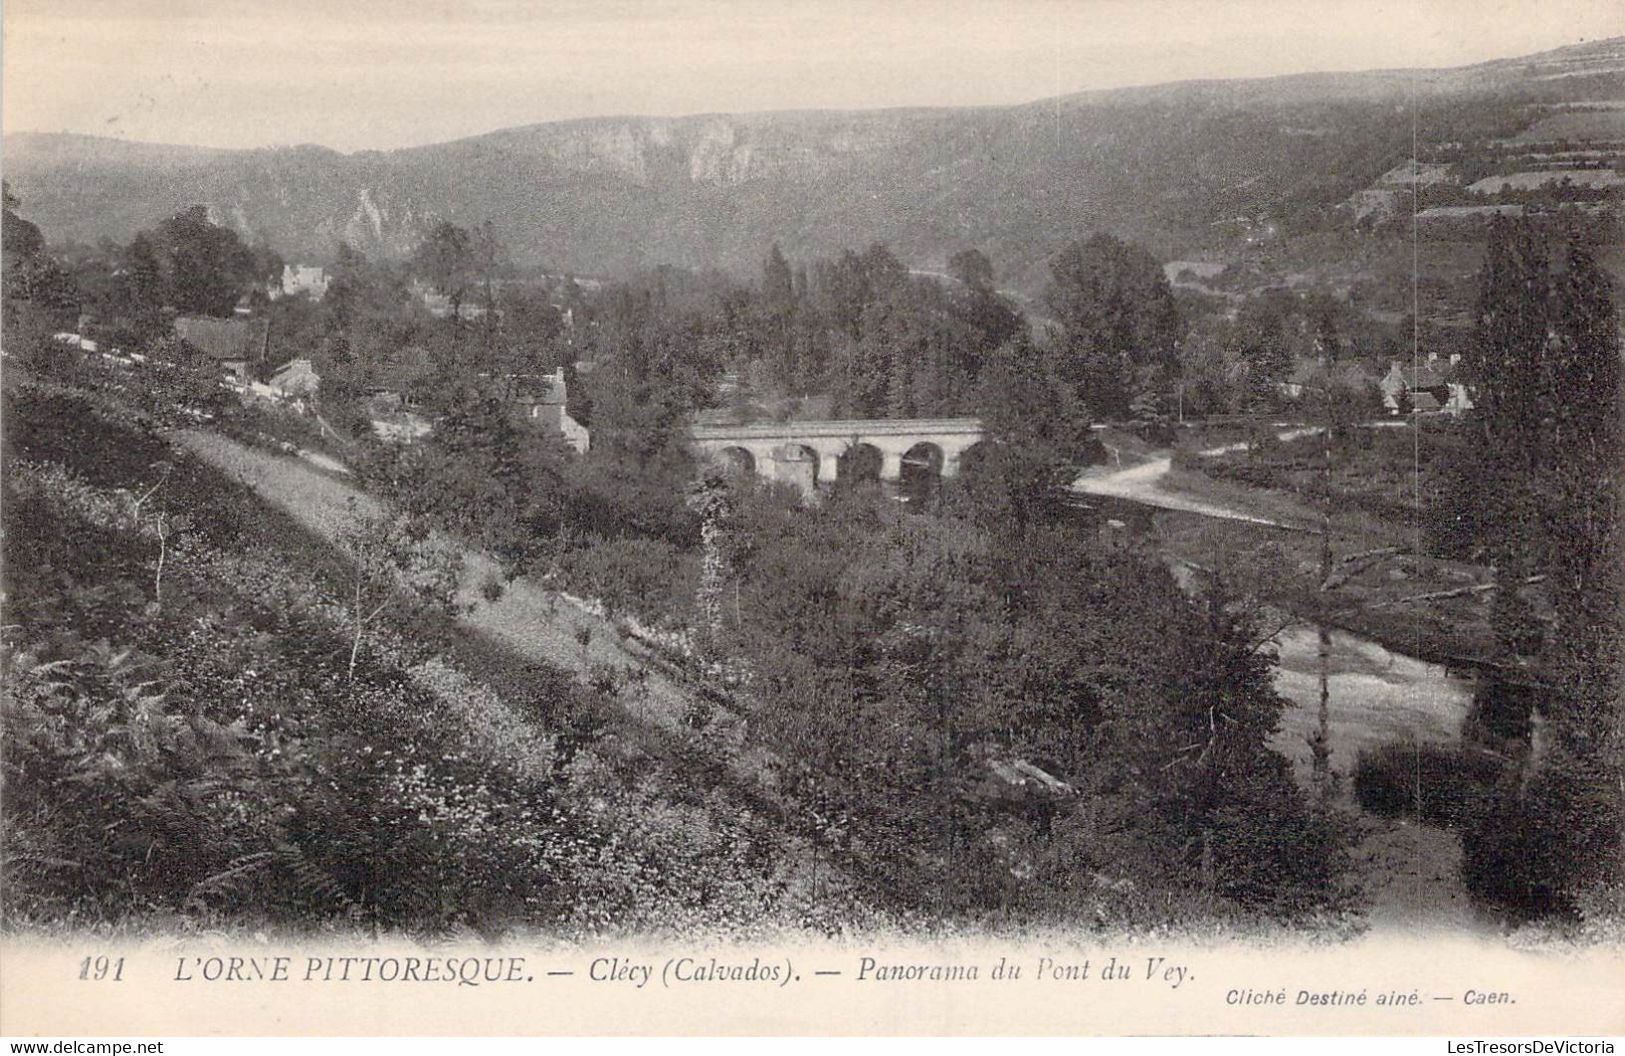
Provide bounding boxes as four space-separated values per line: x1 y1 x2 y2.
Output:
688 418 984 493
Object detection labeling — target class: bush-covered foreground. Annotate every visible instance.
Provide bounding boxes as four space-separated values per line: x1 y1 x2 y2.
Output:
669 483 1361 924
409 461 1364 929
0 381 880 936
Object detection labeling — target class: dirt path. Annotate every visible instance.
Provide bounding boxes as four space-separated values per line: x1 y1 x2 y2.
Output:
1070 427 1324 527
1071 456 1289 525
1352 818 1501 938
296 447 350 475
178 431 709 739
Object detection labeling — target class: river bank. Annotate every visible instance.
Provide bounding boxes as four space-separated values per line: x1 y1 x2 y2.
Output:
1075 435 1503 935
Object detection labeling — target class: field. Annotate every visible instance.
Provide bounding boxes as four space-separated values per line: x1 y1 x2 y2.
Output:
1508 107 1625 144
1184 422 1460 528
1136 420 1509 666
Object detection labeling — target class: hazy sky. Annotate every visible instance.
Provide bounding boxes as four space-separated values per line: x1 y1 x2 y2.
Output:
4 0 1621 151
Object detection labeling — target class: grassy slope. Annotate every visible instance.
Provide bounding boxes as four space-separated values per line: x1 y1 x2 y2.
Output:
2 380 888 935
173 430 914 924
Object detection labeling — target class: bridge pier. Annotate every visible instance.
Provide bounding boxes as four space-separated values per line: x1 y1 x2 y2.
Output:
819 450 842 484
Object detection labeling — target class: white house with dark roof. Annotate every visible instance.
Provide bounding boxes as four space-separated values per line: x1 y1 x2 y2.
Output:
522 368 589 453
1381 354 1473 416
280 264 330 300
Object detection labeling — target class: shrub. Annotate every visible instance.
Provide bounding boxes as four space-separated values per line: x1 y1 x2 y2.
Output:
1205 460 1288 490
222 401 348 466
557 538 697 627
1 636 315 922
1461 678 1537 748
565 456 701 549
1352 740 1507 825
1129 419 1176 446
1248 423 1283 459
1169 448 1205 472
1205 799 1356 914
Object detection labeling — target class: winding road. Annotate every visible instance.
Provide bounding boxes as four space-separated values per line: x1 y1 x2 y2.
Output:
1068 427 1323 527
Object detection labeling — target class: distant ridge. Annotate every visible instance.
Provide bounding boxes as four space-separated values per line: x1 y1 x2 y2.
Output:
5 36 1621 284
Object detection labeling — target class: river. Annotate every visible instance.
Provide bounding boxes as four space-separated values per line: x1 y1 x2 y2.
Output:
1073 447 1478 787
1268 623 1476 784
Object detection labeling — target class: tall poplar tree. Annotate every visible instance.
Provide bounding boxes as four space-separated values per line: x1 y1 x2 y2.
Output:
1458 219 1623 918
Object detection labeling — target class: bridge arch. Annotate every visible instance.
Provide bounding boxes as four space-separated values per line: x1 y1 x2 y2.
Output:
714 445 756 478
773 443 821 492
953 439 990 480
837 442 884 487
687 417 983 500
898 441 944 504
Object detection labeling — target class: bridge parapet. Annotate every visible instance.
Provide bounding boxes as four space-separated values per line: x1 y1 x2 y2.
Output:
690 417 983 442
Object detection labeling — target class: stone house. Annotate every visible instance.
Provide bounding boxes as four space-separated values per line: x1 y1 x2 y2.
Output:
1380 360 1447 414
269 357 321 398
1380 354 1474 416
516 368 589 453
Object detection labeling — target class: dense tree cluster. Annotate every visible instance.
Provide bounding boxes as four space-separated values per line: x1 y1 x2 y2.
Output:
705 486 1349 917
1043 234 1182 419
1440 219 1623 921
48 204 282 347
565 241 1029 426
2 183 81 346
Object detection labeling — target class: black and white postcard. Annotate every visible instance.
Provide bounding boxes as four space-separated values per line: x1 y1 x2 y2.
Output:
2 0 1621 1039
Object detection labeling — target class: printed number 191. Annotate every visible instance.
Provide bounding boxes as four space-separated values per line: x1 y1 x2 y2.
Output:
79 956 125 981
